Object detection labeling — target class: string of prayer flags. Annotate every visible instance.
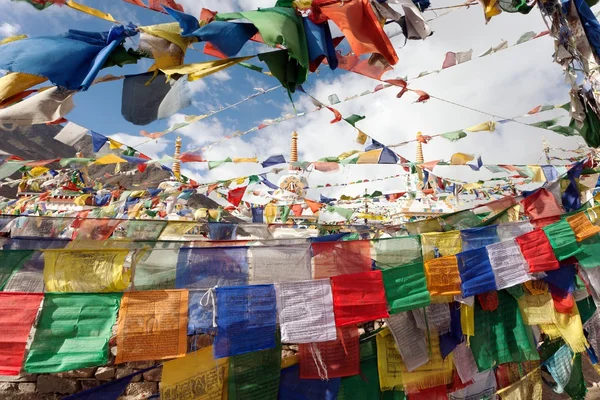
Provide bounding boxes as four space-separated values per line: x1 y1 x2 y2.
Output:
456 248 498 297
278 364 341 400
330 270 389 326
176 247 249 288
515 229 560 272
214 285 277 358
424 255 462 298
42 248 130 292
487 240 532 290
386 312 429 372
115 290 188 363
276 279 337 344
228 339 281 400
381 260 431 314
311 240 372 279
0 293 43 375
25 293 121 373
469 290 539 371
0 250 34 290
248 244 312 284
299 326 360 379
420 231 462 261
161 346 229 400
542 219 582 260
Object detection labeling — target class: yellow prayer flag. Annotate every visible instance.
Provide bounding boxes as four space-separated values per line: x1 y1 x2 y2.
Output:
356 130 368 145
567 211 600 241
357 149 383 164
420 231 462 261
465 121 495 132
94 154 127 164
462 182 483 191
233 157 258 163
0 34 27 46
338 150 360 160
66 0 117 22
517 293 554 325
497 367 542 400
43 248 130 292
208 209 220 220
450 152 474 165
160 56 253 82
159 222 197 240
116 290 189 363
376 328 453 391
265 203 277 223
74 194 91 206
108 138 123 149
28 166 49 177
161 346 228 400
139 23 194 52
0 72 47 102
460 304 475 337
553 304 588 353
528 165 546 183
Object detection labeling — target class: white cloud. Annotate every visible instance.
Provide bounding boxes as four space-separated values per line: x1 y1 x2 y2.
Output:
0 22 20 37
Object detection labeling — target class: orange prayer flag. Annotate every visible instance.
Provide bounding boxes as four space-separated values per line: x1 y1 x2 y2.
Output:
305 199 323 213
566 212 600 242
424 255 462 298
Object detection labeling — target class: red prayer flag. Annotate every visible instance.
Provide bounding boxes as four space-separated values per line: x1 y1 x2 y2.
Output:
204 42 227 59
291 204 304 216
312 240 372 279
137 153 151 173
442 52 457 69
0 293 44 375
515 229 560 273
331 270 389 326
227 186 247 207
477 291 499 311
551 291 574 314
180 152 204 163
298 326 360 379
521 188 563 225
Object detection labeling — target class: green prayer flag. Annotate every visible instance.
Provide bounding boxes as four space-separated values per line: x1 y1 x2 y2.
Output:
209 158 232 170
258 49 307 92
543 220 582 261
550 125 579 137
59 158 94 168
576 297 596 324
470 290 539 370
25 293 121 373
441 130 467 142
239 62 264 72
0 250 34 290
529 118 561 129
570 102 600 148
339 339 405 400
344 114 366 127
516 31 536 44
248 175 260 184
228 337 281 400
564 353 587 400
575 235 600 268
381 260 431 314
441 209 482 230
331 206 354 221
280 205 290 222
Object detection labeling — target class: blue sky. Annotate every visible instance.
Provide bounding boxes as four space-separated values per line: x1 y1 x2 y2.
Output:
0 0 590 203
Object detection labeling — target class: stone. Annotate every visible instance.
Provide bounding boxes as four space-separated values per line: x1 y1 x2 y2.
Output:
37 375 80 395
116 367 141 382
281 350 295 358
0 374 37 382
80 380 102 391
95 367 115 381
56 368 96 379
0 382 17 391
142 368 162 382
127 361 155 369
125 382 158 398
287 345 299 351
16 383 36 393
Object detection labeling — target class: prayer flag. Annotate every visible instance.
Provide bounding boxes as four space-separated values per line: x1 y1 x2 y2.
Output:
496 221 532 241
176 247 249 288
372 236 422 268
567 211 600 241
381 260 431 314
424 255 462 298
276 279 337 343
420 231 462 261
0 293 43 375
249 244 312 284
311 240 372 279
214 285 277 358
387 312 429 372
515 229 560 273
576 234 600 268
228 338 281 400
487 240 531 290
115 290 188 363
132 244 180 290
460 225 499 251
25 293 121 373
331 270 388 326
278 364 341 400
299 326 360 379
456 247 498 297
0 250 34 290
543 219 581 261
43 248 130 292
161 346 228 400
